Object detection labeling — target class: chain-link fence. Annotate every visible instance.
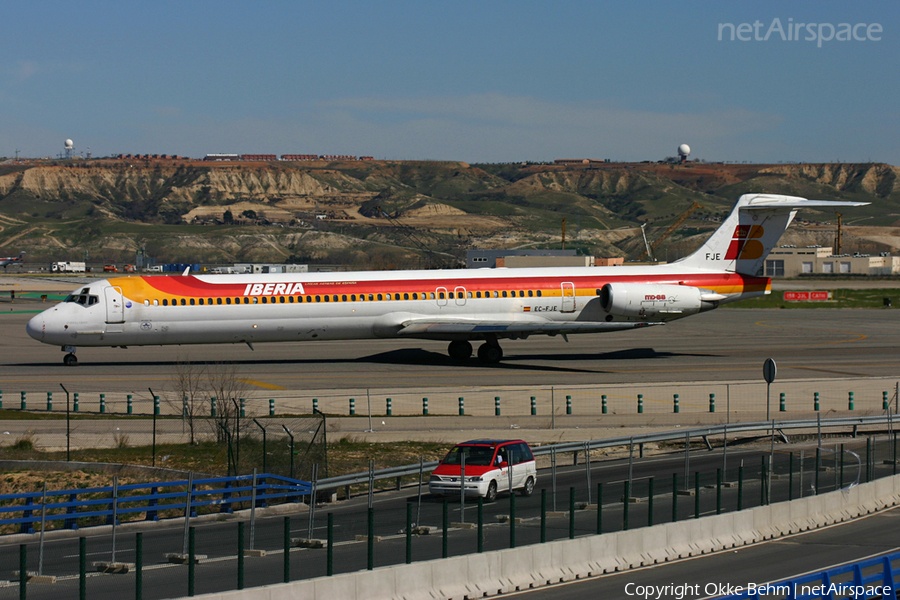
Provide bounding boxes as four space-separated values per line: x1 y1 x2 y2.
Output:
2 430 897 600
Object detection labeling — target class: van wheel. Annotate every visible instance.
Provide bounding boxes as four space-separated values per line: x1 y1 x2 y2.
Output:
485 480 498 503
520 476 535 497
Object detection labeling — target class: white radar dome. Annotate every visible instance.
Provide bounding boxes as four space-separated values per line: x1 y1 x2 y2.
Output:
64 139 74 149
677 143 691 157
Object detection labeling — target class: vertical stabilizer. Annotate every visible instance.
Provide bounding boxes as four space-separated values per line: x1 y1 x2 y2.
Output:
675 194 869 275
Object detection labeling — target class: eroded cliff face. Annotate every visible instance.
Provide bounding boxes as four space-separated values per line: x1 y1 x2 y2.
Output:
0 165 361 205
760 163 900 198
0 161 897 265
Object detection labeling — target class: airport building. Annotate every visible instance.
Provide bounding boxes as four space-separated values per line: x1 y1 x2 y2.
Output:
466 249 623 269
764 246 900 277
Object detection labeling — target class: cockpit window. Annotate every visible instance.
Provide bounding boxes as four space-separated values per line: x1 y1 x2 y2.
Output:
64 291 99 307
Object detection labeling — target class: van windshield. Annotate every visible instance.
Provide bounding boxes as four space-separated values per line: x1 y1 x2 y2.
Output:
442 445 495 467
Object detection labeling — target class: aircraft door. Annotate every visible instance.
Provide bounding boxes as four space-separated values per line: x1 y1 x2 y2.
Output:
455 286 467 306
436 286 448 307
105 286 125 324
561 282 576 313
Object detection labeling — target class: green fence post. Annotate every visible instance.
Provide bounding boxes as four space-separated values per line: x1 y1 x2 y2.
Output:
494 396 500 416
541 490 548 542
716 468 722 515
80 536 87 600
816 446 821 492
511 493 518 547
789 452 794 501
269 398 275 416
237 522 244 590
367 507 375 571
637 394 643 414
530 396 536 416
210 397 217 417
442 500 448 557
47 391 52 411
596 482 603 534
602 394 608 414
20 391 25 410
183 396 188 417
126 394 131 414
780 392 786 412
672 473 678 522
240 398 246 418
709 393 715 413
566 395 572 415
884 391 890 411
478 496 485 552
673 393 679 413
0 389 2 409
74 392 80 412
136 532 143 600
694 472 701 518
349 398 356 415
189 526 196 596
153 395 159 416
327 513 334 576
422 397 428 416
458 397 464 416
849 391 854 410
312 398 318 413
100 393 106 414
814 391 819 411
386 397 392 416
283 517 290 583
405 503 412 564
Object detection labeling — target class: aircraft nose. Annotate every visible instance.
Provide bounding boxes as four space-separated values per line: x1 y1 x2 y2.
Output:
26 313 45 341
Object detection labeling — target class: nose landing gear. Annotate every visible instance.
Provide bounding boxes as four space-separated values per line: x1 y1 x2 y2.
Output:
62 346 78 366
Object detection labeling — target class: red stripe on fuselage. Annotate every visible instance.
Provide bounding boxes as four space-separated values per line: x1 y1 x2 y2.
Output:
121 272 767 299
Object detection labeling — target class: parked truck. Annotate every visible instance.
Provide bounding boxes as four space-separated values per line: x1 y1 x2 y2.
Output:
50 261 86 273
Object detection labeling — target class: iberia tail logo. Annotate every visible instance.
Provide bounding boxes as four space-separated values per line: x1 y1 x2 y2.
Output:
725 225 765 260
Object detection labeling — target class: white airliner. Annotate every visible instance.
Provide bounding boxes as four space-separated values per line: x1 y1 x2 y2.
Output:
26 194 865 366
0 251 25 268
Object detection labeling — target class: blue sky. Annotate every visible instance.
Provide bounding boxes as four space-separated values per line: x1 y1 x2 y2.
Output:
2 1 897 164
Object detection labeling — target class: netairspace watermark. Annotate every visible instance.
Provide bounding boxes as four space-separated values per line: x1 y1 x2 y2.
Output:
718 18 882 47
624 582 893 599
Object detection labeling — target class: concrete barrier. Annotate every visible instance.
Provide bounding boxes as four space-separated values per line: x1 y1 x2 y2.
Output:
180 473 900 600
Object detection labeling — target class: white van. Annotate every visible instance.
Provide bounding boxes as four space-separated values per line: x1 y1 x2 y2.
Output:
429 439 537 502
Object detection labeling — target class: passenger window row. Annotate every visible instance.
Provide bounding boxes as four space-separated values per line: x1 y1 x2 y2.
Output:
140 288 548 307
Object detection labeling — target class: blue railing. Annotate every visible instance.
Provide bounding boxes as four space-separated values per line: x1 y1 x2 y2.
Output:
720 550 899 599
0 473 311 534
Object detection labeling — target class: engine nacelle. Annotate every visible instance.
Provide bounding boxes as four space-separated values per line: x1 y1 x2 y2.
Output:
599 283 719 320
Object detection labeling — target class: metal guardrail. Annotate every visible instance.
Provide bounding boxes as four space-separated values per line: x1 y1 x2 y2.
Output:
719 548 899 599
0 473 311 534
315 414 899 492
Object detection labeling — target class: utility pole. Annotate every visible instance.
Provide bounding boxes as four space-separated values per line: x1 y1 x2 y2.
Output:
834 213 842 255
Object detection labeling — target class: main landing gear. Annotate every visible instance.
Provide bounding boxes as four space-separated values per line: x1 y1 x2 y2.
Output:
447 338 503 363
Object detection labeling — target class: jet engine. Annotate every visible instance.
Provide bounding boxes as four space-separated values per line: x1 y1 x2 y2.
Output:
599 283 721 320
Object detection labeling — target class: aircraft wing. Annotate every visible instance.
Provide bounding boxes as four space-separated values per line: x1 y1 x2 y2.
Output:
396 318 662 336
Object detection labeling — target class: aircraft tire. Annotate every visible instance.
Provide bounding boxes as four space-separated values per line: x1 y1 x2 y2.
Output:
63 353 78 366
448 340 473 360
477 343 503 363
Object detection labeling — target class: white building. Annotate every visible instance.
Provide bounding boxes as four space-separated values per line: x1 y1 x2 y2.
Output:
765 246 899 277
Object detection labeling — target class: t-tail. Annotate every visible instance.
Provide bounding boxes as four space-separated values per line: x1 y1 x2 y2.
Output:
675 194 869 275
